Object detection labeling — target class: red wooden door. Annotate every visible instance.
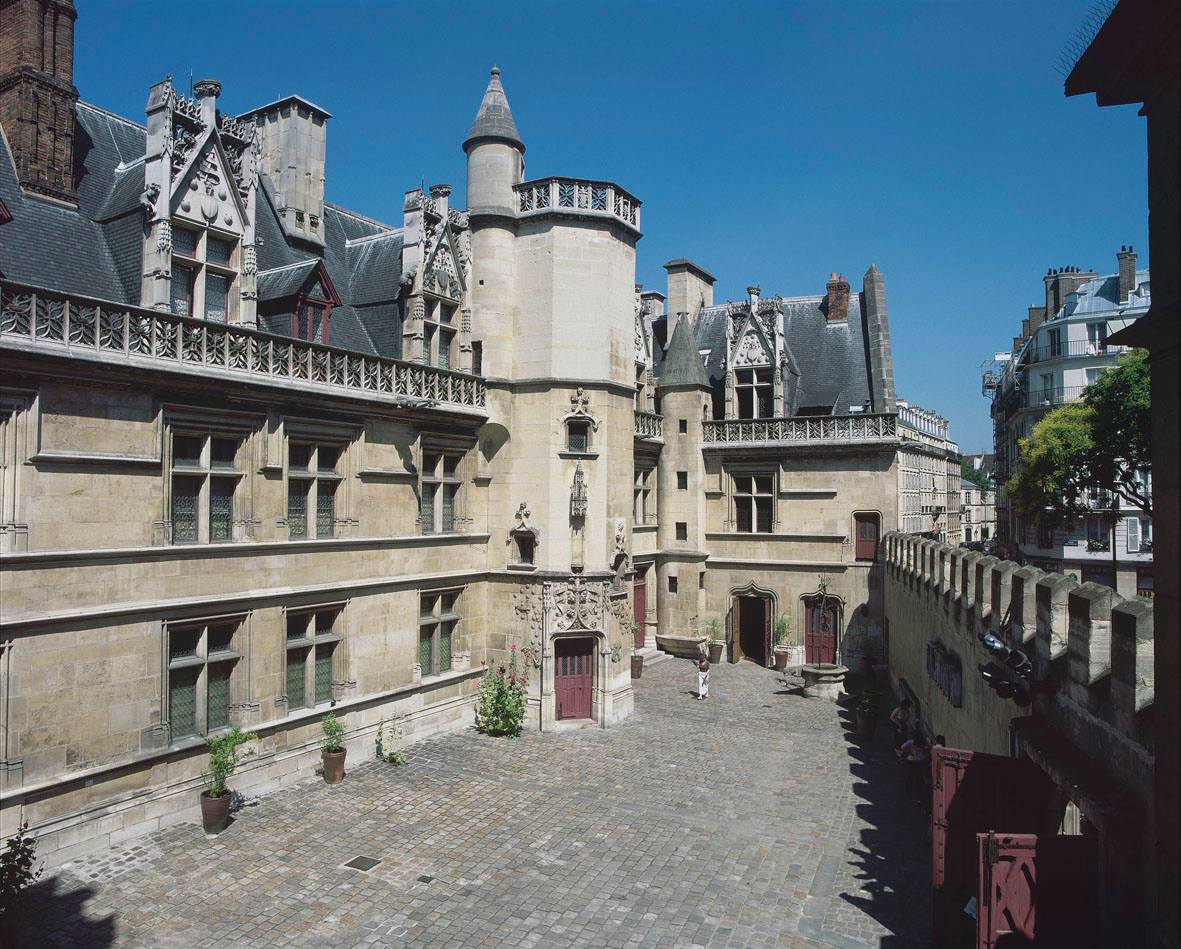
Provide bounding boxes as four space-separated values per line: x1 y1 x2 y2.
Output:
554 638 593 720
804 599 838 664
931 747 1055 947
854 513 880 560
976 832 1097 948
633 571 646 648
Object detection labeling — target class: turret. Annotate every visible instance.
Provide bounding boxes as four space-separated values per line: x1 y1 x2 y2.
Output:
464 66 525 217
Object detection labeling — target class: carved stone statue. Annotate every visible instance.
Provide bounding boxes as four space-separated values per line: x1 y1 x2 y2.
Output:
570 462 588 519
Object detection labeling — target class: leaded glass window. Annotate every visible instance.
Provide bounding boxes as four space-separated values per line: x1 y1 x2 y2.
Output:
170 263 194 317
420 450 463 535
284 608 342 712
422 300 456 368
287 441 342 540
170 431 242 545
166 619 241 743
733 473 774 533
169 227 236 323
204 272 228 323
418 592 458 677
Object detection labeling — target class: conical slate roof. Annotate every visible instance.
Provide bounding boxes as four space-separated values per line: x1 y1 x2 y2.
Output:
658 316 711 390
463 66 524 153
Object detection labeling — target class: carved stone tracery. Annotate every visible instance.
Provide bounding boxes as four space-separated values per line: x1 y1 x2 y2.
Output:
544 575 607 633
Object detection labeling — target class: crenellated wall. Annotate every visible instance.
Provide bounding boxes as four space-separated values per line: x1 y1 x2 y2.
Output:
883 530 1157 936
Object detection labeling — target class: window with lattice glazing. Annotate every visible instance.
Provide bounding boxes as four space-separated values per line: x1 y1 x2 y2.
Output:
170 431 242 544
733 473 774 533
167 619 241 741
422 299 457 369
419 591 458 677
419 450 463 534
287 442 342 540
169 226 237 323
284 608 342 711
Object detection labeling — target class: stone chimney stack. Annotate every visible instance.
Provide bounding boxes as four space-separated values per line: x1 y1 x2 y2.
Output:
193 79 220 127
0 0 79 202
429 183 451 217
1043 266 1097 316
825 273 850 322
1117 245 1137 302
664 259 715 333
640 290 665 319
241 95 332 247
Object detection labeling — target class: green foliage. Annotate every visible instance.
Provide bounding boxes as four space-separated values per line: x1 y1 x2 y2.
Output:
0 821 44 916
708 617 724 642
1006 351 1152 535
203 728 258 798
476 644 529 737
961 460 990 491
857 690 881 718
320 712 346 753
773 616 791 646
374 717 408 765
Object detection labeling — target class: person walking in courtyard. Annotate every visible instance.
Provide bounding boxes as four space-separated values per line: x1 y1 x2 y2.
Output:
889 698 912 747
898 733 930 804
697 655 711 700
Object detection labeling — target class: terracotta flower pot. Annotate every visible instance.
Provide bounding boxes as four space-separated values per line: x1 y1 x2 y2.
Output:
322 748 347 784
630 654 644 679
200 791 232 834
774 646 791 672
708 641 724 665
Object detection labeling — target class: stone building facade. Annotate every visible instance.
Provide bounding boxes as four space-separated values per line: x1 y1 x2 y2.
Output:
896 400 960 544
1 4 955 862
984 251 1152 597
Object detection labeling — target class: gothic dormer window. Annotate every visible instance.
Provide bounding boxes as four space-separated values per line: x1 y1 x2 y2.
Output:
169 226 238 323
256 260 340 346
422 299 457 369
735 368 773 419
295 277 333 345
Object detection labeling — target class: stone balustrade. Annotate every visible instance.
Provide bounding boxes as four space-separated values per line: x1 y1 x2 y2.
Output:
0 280 487 413
634 409 663 441
513 177 641 231
703 413 898 447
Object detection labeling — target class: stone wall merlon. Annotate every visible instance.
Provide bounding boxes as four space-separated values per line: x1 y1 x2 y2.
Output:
1011 566 1045 644
1111 599 1154 727
1068 583 1116 691
1036 573 1075 664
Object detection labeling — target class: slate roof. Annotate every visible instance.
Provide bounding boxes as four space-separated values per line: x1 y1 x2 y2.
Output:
1059 270 1150 318
0 101 405 359
651 291 876 417
656 316 710 389
464 67 524 152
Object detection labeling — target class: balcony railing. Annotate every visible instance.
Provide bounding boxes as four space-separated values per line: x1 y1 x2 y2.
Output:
703 413 898 446
634 410 663 440
1026 386 1087 408
0 281 486 412
1028 340 1132 365
514 177 641 231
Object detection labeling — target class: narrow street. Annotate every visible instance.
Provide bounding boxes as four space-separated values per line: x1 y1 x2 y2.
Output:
14 659 930 948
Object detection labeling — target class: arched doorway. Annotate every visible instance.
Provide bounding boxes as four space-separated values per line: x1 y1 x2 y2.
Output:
728 585 774 666
554 636 595 720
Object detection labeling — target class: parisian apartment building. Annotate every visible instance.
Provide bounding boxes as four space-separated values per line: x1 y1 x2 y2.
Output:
959 453 996 544
0 1 957 862
984 253 1153 597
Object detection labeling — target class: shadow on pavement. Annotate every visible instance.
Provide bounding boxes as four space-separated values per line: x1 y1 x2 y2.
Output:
2 874 116 948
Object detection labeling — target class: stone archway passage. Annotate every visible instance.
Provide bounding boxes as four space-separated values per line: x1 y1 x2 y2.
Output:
734 595 772 667
554 637 594 720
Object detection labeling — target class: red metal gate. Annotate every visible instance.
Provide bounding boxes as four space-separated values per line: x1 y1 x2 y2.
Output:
633 570 646 648
931 747 1055 947
804 598 838 664
554 637 593 720
976 832 1097 948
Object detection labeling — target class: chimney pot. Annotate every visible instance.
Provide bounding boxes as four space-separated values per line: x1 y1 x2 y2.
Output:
825 272 850 322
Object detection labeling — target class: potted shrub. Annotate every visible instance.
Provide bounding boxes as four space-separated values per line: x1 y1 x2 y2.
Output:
855 690 881 738
200 727 257 834
320 712 347 784
707 618 725 664
773 616 793 672
630 623 644 679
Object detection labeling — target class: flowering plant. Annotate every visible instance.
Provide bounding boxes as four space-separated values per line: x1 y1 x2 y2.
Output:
475 643 529 736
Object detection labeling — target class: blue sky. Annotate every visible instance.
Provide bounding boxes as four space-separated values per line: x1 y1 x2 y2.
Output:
77 0 1147 452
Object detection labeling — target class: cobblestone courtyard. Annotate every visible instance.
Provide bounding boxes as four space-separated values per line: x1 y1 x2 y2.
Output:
13 658 930 948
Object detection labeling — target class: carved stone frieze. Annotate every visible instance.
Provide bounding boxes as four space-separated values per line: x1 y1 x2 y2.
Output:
544 574 608 633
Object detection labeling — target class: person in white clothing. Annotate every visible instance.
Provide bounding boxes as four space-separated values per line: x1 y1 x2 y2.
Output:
697 657 710 700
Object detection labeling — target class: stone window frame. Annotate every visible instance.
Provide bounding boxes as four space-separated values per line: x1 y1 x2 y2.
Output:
170 222 239 324
727 466 775 533
418 436 472 535
282 603 345 713
282 418 358 541
421 295 459 370
161 610 249 745
0 388 34 553
286 441 343 540
418 588 461 679
852 511 882 561
733 366 774 420
161 408 260 546
634 466 656 526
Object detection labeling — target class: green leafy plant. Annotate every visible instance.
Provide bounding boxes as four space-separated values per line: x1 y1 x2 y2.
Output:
857 690 881 718
320 712 346 753
708 617 723 642
0 821 44 917
375 717 409 765
774 616 791 646
203 728 258 799
475 643 529 737
961 459 990 491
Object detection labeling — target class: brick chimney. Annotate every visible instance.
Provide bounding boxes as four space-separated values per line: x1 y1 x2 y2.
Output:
240 94 332 247
0 0 79 202
825 273 849 322
1117 245 1137 302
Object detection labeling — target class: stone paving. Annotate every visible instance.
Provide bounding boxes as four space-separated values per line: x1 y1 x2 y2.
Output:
10 658 930 948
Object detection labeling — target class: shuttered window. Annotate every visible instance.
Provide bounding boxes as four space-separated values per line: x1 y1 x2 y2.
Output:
166 619 241 743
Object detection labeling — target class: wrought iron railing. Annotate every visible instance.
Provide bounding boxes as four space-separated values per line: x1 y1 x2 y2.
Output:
1028 340 1131 365
703 413 898 445
514 177 641 230
1026 386 1087 408
634 410 663 440
0 281 486 411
